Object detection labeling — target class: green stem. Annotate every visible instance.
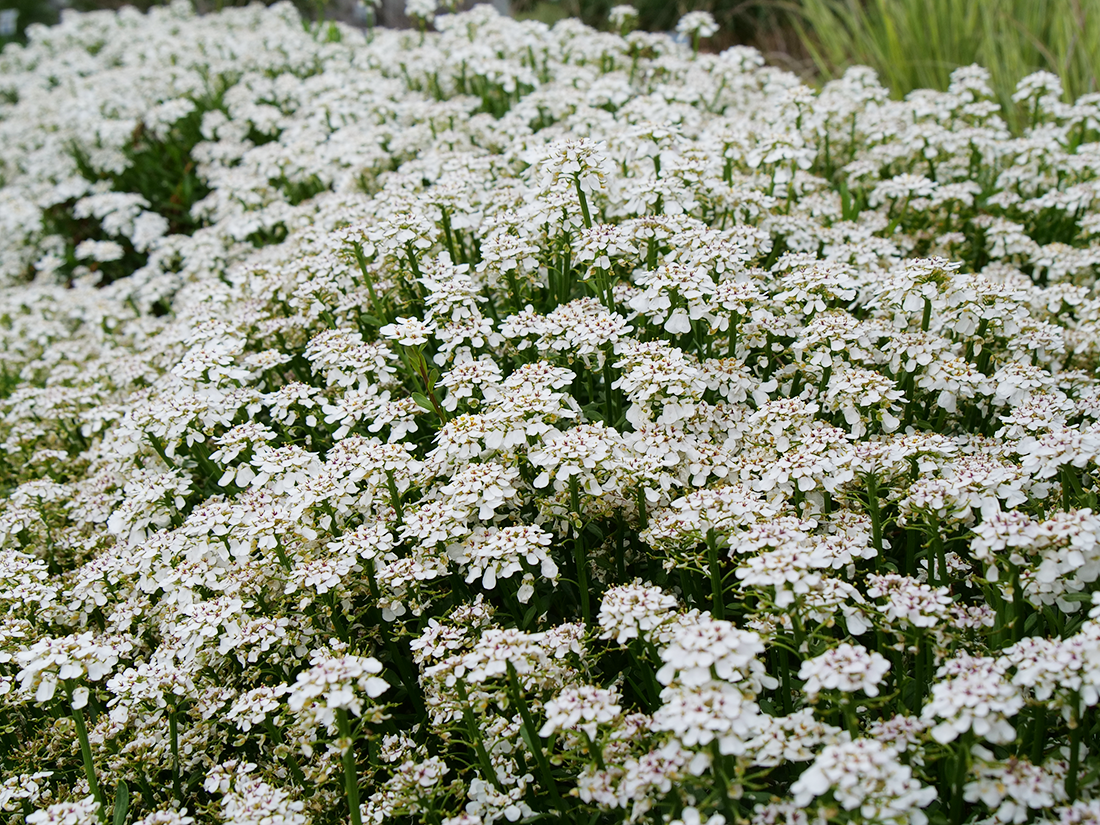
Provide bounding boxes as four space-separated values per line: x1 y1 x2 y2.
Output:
574 528 591 625
936 534 948 589
1029 705 1046 765
580 730 606 770
706 529 725 620
1010 564 1024 644
170 711 181 804
264 719 307 786
602 358 617 425
569 476 591 624
71 698 107 823
273 540 292 572
454 681 503 791
145 433 176 470
337 708 363 825
385 470 405 525
842 698 859 738
573 176 593 229
709 741 738 822
614 518 626 580
560 245 572 305
351 243 381 314
635 486 648 531
790 610 806 650
900 370 916 430
1068 699 1082 801
1061 465 1075 512
950 734 972 825
506 662 566 815
912 640 927 713
866 474 883 572
440 208 458 263
404 242 423 282
506 270 525 315
777 649 793 715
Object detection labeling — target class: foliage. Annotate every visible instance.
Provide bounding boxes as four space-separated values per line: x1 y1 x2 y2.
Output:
4 4 1100 825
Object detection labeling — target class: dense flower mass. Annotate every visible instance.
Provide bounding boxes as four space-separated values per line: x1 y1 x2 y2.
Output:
3 2 1100 824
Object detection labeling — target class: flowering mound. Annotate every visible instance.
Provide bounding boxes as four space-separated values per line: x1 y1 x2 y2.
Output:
4 3 1100 824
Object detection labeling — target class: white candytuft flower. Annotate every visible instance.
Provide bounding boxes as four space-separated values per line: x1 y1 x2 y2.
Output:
675 11 718 39
15 632 125 704
26 797 101 825
799 642 891 698
539 684 622 738
791 739 936 823
286 651 390 729
922 655 1024 745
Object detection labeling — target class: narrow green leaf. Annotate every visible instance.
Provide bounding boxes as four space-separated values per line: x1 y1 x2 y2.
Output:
113 781 129 825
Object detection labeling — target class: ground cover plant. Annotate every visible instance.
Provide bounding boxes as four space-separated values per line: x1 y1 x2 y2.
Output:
3 3 1100 824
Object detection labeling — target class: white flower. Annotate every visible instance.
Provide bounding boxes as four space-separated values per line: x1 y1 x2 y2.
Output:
799 643 891 698
381 317 437 347
213 762 307 825
921 655 1024 744
15 632 125 704
654 680 762 753
608 5 637 30
74 239 125 262
536 138 610 197
132 810 197 825
791 739 936 823
675 11 718 39
0 772 53 814
26 797 101 825
963 748 1065 824
598 581 679 644
539 685 622 738
405 0 437 19
656 613 774 692
286 652 389 730
447 524 557 589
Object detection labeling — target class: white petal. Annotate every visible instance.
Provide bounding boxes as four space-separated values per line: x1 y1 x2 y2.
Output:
71 686 90 709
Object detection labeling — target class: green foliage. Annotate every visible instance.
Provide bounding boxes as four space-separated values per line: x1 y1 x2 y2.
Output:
512 0 784 43
0 0 58 46
791 0 1100 129
42 98 214 286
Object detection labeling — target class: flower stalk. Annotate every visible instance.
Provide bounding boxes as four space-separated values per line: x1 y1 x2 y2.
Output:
337 707 363 825
68 684 107 824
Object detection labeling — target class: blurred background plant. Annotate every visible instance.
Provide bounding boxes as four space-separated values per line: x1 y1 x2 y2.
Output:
0 0 60 42
790 0 1100 130
0 0 371 42
2 0 1099 133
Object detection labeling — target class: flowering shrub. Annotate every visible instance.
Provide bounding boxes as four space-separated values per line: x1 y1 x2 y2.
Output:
3 3 1100 825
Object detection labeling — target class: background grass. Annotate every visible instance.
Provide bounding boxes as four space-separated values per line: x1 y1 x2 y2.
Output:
790 0 1100 129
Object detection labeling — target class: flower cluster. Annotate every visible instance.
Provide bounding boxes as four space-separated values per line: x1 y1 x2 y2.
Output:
2 3 1100 825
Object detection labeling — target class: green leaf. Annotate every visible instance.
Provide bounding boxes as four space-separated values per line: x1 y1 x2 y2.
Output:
580 403 605 422
1059 592 1094 603
522 602 540 629
411 392 435 414
113 781 129 825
